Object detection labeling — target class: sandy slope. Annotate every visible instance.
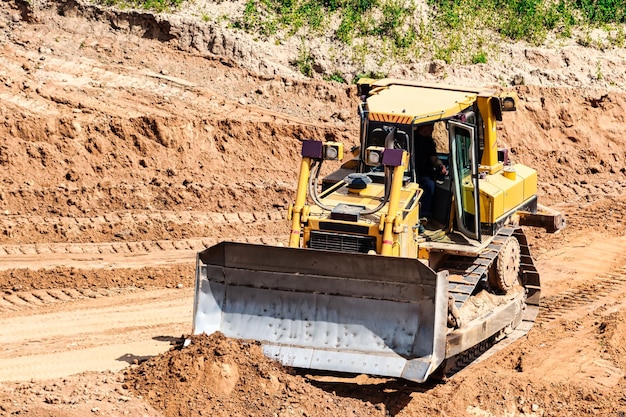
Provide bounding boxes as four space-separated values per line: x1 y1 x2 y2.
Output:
0 1 626 416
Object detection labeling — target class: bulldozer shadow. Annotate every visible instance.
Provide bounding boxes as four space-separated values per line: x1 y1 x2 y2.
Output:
116 335 186 365
299 369 438 416
153 335 185 344
116 353 153 365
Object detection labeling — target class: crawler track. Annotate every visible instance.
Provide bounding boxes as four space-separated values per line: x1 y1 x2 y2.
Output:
439 228 540 377
445 264 626 378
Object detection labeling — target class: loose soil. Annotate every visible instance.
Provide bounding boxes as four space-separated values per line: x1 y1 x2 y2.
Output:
1 1 626 416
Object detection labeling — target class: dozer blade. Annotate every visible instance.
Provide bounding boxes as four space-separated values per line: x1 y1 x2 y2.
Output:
192 242 449 383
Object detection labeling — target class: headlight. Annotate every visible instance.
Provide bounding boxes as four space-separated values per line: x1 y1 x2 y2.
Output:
500 92 517 111
323 142 343 161
502 96 516 111
365 146 384 166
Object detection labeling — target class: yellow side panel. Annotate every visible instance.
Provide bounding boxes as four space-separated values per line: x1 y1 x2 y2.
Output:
462 183 502 223
483 172 524 215
476 182 502 223
514 164 538 201
463 163 537 222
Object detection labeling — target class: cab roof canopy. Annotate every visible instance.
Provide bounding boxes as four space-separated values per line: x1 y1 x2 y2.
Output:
365 79 496 125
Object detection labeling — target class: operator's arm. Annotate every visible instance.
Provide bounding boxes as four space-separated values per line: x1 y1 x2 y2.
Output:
430 155 448 176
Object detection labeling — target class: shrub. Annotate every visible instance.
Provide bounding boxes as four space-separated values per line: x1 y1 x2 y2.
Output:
196 0 626 75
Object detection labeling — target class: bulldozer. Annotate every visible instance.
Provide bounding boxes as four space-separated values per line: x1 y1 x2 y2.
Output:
191 79 565 383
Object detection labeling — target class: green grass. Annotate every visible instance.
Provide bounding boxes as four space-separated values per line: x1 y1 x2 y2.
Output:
96 0 626 78
229 0 625 77
575 0 626 24
97 0 184 12
293 41 316 77
324 71 347 83
472 51 488 64
429 0 626 44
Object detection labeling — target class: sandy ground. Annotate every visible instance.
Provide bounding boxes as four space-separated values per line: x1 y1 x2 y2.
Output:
1 1 626 416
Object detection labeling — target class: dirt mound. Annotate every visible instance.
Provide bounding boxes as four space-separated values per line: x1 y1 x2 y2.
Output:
126 333 384 417
125 319 626 417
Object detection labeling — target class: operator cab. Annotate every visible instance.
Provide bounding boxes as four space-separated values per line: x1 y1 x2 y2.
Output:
413 121 452 229
362 122 414 185
359 116 482 240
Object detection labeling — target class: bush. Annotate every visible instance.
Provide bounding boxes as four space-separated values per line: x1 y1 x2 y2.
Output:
208 0 626 74
472 51 488 64
293 42 316 77
574 0 626 24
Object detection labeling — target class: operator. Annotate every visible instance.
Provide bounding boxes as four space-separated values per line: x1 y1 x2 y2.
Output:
414 122 448 221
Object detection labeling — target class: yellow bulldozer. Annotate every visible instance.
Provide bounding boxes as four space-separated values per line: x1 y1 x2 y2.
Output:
191 79 565 382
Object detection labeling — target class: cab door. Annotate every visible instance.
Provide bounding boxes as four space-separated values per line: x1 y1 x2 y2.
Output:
448 120 481 242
